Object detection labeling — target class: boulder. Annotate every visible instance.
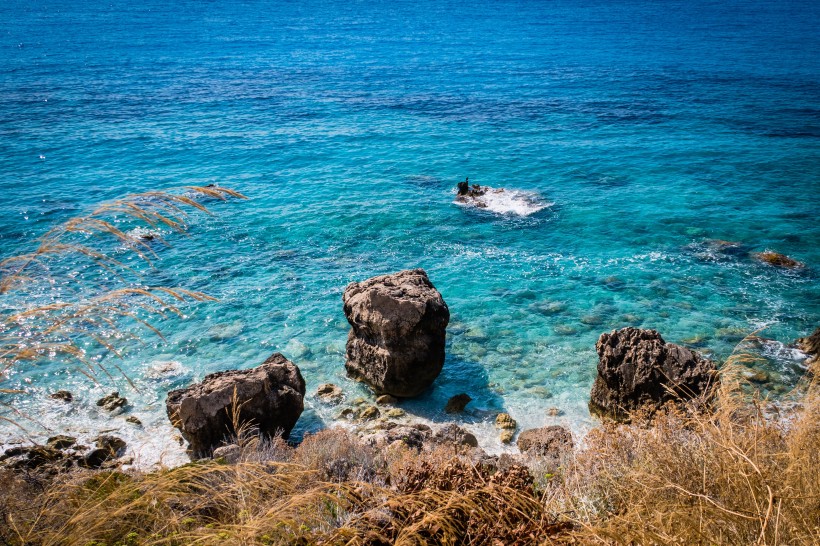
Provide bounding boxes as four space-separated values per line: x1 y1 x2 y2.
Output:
166 353 305 457
589 327 716 418
517 426 573 458
343 269 449 397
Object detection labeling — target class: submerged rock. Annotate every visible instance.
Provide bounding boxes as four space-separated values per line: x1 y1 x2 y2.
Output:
589 327 716 418
444 393 472 414
517 426 573 459
343 269 449 397
166 353 305 458
752 251 803 269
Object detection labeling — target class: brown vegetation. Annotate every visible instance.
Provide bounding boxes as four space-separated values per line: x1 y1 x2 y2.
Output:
2 347 817 545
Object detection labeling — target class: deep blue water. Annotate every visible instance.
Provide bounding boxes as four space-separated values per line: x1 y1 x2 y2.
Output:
2 0 819 464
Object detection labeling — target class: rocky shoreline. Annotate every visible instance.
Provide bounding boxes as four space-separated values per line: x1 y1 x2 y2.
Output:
3 268 817 476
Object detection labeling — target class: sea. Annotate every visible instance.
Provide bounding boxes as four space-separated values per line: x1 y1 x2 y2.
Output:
1 0 818 466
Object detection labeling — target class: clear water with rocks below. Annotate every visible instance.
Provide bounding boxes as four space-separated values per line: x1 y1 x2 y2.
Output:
1 0 818 466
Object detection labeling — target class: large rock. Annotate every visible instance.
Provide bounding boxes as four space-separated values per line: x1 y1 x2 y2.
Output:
342 269 449 397
590 327 716 418
166 353 305 457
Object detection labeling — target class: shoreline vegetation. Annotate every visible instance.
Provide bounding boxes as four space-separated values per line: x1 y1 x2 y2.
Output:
1 189 818 544
1 343 817 545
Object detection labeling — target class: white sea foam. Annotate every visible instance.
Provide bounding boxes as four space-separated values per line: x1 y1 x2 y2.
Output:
455 187 552 217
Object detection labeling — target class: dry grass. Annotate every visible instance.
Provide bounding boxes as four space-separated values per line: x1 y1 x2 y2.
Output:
0 186 245 422
2 355 817 546
564 341 820 545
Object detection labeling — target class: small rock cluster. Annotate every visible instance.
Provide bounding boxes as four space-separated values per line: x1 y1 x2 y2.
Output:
1 433 130 474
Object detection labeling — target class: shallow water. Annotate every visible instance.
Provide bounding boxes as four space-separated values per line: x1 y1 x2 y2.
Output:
1 0 819 465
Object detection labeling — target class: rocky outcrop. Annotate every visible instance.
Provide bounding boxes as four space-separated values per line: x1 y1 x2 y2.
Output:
342 269 449 397
517 426 573 459
166 353 305 457
590 327 716 418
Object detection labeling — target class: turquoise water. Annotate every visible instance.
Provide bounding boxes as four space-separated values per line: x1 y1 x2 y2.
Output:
1 0 819 464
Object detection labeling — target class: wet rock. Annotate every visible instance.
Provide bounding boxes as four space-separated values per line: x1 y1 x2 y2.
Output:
96 392 127 412
797 327 820 363
546 407 564 417
589 327 716 418
126 416 143 426
50 390 73 402
351 397 367 406
3 446 65 470
46 435 76 450
94 435 127 457
343 269 449 398
83 448 111 469
499 430 514 444
337 407 357 419
316 383 344 404
385 408 405 418
359 406 380 421
444 393 472 414
495 413 517 430
376 394 398 406
517 426 573 458
166 353 305 458
752 251 803 269
433 424 478 448
213 444 241 464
